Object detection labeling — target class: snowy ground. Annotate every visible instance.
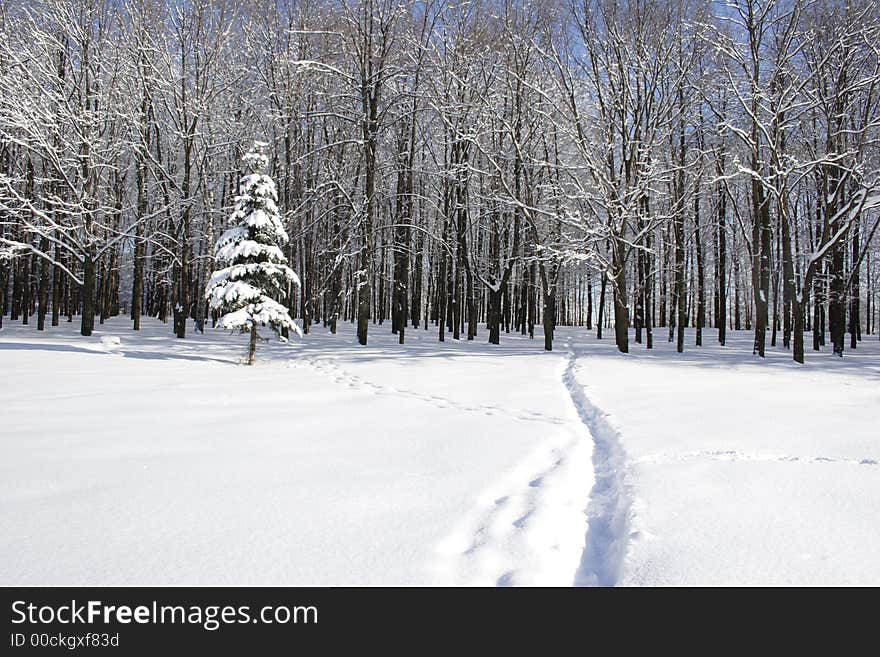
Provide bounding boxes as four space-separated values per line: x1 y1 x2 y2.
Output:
1 316 878 585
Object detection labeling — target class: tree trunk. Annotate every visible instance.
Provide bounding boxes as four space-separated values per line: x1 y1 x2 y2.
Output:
717 182 727 345
21 256 31 325
357 248 371 346
411 233 422 330
771 226 780 348
793 298 806 364
543 290 555 352
674 209 685 353
466 268 476 340
751 175 772 357
695 192 705 347
51 244 61 327
37 236 49 330
438 242 447 342
597 272 607 339
131 223 144 331
10 253 22 321
81 255 96 337
392 126 412 345
586 275 593 330
813 276 822 351
247 323 257 365
612 240 629 353
0 263 6 329
645 252 654 350
781 205 795 349
487 287 502 345
357 72 380 346
613 285 629 353
635 245 645 344
828 239 846 356
173 250 188 339
528 261 536 339
849 219 860 350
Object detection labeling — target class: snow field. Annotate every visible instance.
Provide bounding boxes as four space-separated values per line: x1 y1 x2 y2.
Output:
2 316 879 585
0 318 590 585
567 330 880 585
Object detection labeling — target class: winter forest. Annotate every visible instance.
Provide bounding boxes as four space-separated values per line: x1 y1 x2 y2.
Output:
2 0 880 588
1 0 878 361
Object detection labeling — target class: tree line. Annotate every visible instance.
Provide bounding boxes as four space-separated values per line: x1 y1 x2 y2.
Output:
1 0 878 363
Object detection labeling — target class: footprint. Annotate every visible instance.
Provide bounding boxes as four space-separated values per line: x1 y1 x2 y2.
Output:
464 526 488 556
513 511 532 529
301 357 566 426
496 571 515 587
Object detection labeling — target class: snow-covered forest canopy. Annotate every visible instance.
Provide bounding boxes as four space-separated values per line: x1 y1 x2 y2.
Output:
1 0 879 363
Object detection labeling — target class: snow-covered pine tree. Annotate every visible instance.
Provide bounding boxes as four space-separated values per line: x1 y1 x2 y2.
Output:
206 141 301 365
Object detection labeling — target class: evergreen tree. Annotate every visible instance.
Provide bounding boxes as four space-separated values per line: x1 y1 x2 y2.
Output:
206 141 301 365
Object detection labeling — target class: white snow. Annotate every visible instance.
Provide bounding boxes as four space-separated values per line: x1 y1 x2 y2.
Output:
244 208 285 236
99 335 121 350
215 239 286 264
207 263 300 291
206 279 264 305
218 300 302 335
239 173 277 202
215 226 248 250
1 318 878 585
567 330 880 586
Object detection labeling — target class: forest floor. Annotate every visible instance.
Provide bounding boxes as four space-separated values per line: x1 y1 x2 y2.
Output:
1 316 879 585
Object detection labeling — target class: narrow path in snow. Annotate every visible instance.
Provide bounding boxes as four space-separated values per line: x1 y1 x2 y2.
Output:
293 348 636 586
291 354 568 426
424 353 595 586
634 450 879 466
562 345 634 587
432 426 594 586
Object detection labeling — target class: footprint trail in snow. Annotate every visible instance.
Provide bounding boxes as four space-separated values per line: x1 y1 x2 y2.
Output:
293 347 638 587
290 355 568 426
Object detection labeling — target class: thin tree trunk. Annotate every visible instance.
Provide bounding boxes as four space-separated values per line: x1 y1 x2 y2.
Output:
81 255 96 337
781 204 795 350
613 241 629 353
488 287 502 345
849 218 860 349
793 297 806 364
717 180 727 346
37 236 49 330
829 238 846 356
51 244 61 327
695 190 705 347
247 324 257 365
586 274 593 330
543 290 555 351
